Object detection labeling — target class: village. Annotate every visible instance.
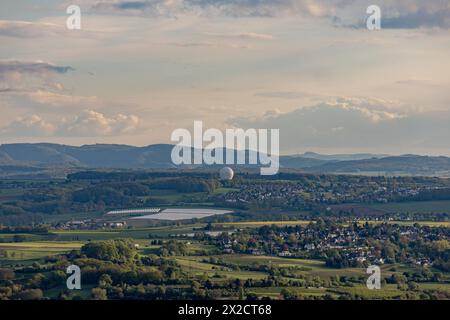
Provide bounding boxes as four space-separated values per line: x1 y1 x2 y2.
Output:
214 222 448 268
213 178 438 209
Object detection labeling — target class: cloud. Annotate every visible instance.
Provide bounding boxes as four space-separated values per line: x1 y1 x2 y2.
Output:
185 0 335 17
205 32 274 40
90 0 182 17
342 1 450 29
83 0 338 17
255 91 312 100
63 110 141 136
66 1 450 30
0 20 65 38
165 41 251 49
163 31 272 49
0 60 73 75
1 115 56 137
166 41 217 47
231 97 450 153
16 90 98 109
1 110 141 137
116 1 151 10
0 60 74 91
381 8 450 29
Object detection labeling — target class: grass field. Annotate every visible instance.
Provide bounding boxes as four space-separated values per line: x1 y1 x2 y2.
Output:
216 255 324 268
216 220 313 228
367 200 450 214
220 255 369 278
217 219 449 228
51 224 207 240
247 286 329 298
175 254 376 282
247 285 404 299
330 284 404 299
362 220 450 227
0 241 84 248
0 233 48 242
175 256 268 281
0 241 83 265
212 188 240 194
247 282 450 299
203 255 432 283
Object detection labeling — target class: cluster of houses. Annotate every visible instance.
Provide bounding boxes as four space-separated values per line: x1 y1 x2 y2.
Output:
213 180 439 207
216 224 447 267
56 219 127 230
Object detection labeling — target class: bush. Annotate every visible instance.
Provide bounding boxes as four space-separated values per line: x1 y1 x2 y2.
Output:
15 289 43 300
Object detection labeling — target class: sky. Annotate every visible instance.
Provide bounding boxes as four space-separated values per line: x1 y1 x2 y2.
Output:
1 0 450 155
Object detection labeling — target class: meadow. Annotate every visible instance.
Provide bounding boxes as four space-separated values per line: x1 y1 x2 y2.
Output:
367 200 450 214
0 241 83 266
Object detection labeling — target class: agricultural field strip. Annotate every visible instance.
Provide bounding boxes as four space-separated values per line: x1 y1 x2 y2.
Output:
175 257 267 280
0 241 83 248
216 220 449 227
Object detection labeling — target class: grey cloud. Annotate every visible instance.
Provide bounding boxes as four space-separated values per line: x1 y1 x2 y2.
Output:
116 1 150 10
92 0 179 16
0 60 74 75
0 88 26 93
187 0 300 17
0 60 74 92
231 98 450 153
382 8 450 29
89 0 338 17
87 0 450 29
343 1 450 29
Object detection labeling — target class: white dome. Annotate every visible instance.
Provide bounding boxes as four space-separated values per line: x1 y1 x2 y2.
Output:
219 167 234 180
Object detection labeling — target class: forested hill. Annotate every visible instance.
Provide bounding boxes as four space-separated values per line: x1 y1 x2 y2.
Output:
1 143 450 176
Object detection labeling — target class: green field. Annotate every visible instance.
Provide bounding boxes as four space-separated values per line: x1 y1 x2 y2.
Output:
216 220 312 228
248 285 406 299
51 224 207 241
218 219 450 228
362 220 450 227
0 241 83 265
367 200 450 214
175 256 268 281
248 286 330 298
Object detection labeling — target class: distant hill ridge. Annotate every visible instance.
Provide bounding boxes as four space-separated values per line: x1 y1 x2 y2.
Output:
1 143 450 176
297 151 389 161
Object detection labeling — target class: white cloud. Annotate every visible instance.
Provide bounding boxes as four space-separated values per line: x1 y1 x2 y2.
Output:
1 110 141 137
1 115 56 137
332 97 406 122
63 110 141 136
22 90 98 109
